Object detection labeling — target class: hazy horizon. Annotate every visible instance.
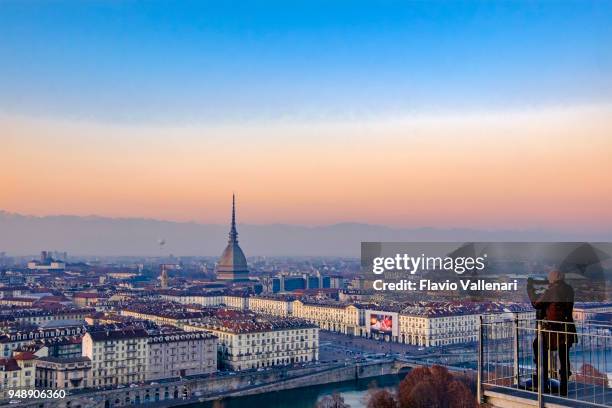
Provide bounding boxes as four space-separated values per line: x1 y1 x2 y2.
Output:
2 210 611 257
5 206 611 231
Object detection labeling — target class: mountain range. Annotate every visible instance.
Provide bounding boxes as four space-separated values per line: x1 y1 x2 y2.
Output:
1 211 610 257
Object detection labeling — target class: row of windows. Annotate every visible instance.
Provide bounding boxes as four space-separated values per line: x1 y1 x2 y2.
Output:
233 354 314 370
8 328 82 341
149 359 215 368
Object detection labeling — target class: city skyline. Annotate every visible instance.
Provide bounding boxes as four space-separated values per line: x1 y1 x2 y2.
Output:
1 2 611 407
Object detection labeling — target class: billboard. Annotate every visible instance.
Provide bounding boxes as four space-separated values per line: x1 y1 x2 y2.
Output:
369 313 393 334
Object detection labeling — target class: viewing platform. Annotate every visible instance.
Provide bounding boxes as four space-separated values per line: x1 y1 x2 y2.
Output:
478 316 612 407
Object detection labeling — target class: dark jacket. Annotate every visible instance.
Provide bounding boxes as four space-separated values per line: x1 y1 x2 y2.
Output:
528 281 577 348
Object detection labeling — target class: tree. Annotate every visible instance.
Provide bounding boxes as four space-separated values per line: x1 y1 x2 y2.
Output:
316 392 350 408
401 381 440 408
447 380 476 408
396 365 477 408
367 388 397 408
454 371 477 395
576 363 608 386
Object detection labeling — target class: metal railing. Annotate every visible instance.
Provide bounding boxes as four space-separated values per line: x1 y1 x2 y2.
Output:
477 315 612 407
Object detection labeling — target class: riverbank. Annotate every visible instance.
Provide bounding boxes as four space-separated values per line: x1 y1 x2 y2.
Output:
190 374 404 408
13 360 406 408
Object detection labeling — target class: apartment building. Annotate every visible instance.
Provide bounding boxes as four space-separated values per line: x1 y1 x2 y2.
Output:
146 330 217 380
399 303 535 347
73 292 107 307
0 325 86 358
35 356 91 390
573 302 612 322
222 295 248 310
6 307 95 326
292 300 358 334
248 296 293 316
160 292 248 310
82 328 148 387
120 306 208 327
160 292 224 307
184 310 318 371
0 352 36 395
399 309 478 347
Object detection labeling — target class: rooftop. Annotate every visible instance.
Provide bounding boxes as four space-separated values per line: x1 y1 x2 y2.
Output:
37 356 91 364
87 327 149 341
187 308 317 334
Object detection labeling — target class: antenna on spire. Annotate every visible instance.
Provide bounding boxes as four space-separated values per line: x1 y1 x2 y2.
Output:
229 193 238 243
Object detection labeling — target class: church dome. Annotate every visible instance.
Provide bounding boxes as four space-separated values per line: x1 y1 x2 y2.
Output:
217 241 248 272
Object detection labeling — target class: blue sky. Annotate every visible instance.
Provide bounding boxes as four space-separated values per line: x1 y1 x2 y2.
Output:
1 0 611 124
2 1 612 230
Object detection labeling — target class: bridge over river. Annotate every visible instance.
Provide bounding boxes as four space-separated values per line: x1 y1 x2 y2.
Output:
12 359 409 408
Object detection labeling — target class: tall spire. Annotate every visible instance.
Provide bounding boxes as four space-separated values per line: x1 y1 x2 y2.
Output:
216 193 249 282
229 193 238 243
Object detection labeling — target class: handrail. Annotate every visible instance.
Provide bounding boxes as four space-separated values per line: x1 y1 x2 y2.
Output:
478 314 612 407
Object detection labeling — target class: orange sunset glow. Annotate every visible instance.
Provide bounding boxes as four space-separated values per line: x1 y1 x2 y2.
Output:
3 104 612 231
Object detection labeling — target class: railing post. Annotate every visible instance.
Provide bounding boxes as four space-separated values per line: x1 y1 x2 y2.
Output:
477 315 484 403
513 314 519 386
537 320 544 408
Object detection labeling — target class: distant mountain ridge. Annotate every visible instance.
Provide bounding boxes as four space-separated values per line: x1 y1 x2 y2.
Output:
1 210 610 257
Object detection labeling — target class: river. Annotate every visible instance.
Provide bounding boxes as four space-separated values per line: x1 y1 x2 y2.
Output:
190 348 612 408
192 374 404 408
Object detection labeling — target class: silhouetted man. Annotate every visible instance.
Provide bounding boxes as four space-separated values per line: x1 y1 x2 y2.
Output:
528 270 577 396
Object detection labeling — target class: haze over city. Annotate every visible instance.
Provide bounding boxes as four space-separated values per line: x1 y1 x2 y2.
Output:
1 2 612 408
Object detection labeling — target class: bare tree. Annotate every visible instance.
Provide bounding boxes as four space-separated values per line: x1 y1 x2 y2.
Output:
367 388 397 408
316 392 350 408
396 365 477 408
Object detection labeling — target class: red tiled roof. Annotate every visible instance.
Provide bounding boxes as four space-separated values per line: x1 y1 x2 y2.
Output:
14 351 36 361
38 295 69 302
73 293 100 298
0 297 35 302
0 358 20 371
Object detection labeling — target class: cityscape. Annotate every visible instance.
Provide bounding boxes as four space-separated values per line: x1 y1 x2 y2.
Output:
0 198 610 407
2 1 612 408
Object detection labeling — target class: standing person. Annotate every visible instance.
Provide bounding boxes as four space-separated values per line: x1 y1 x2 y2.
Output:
528 276 548 391
528 270 577 396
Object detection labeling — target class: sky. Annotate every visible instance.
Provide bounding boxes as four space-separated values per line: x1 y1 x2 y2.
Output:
1 1 612 232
